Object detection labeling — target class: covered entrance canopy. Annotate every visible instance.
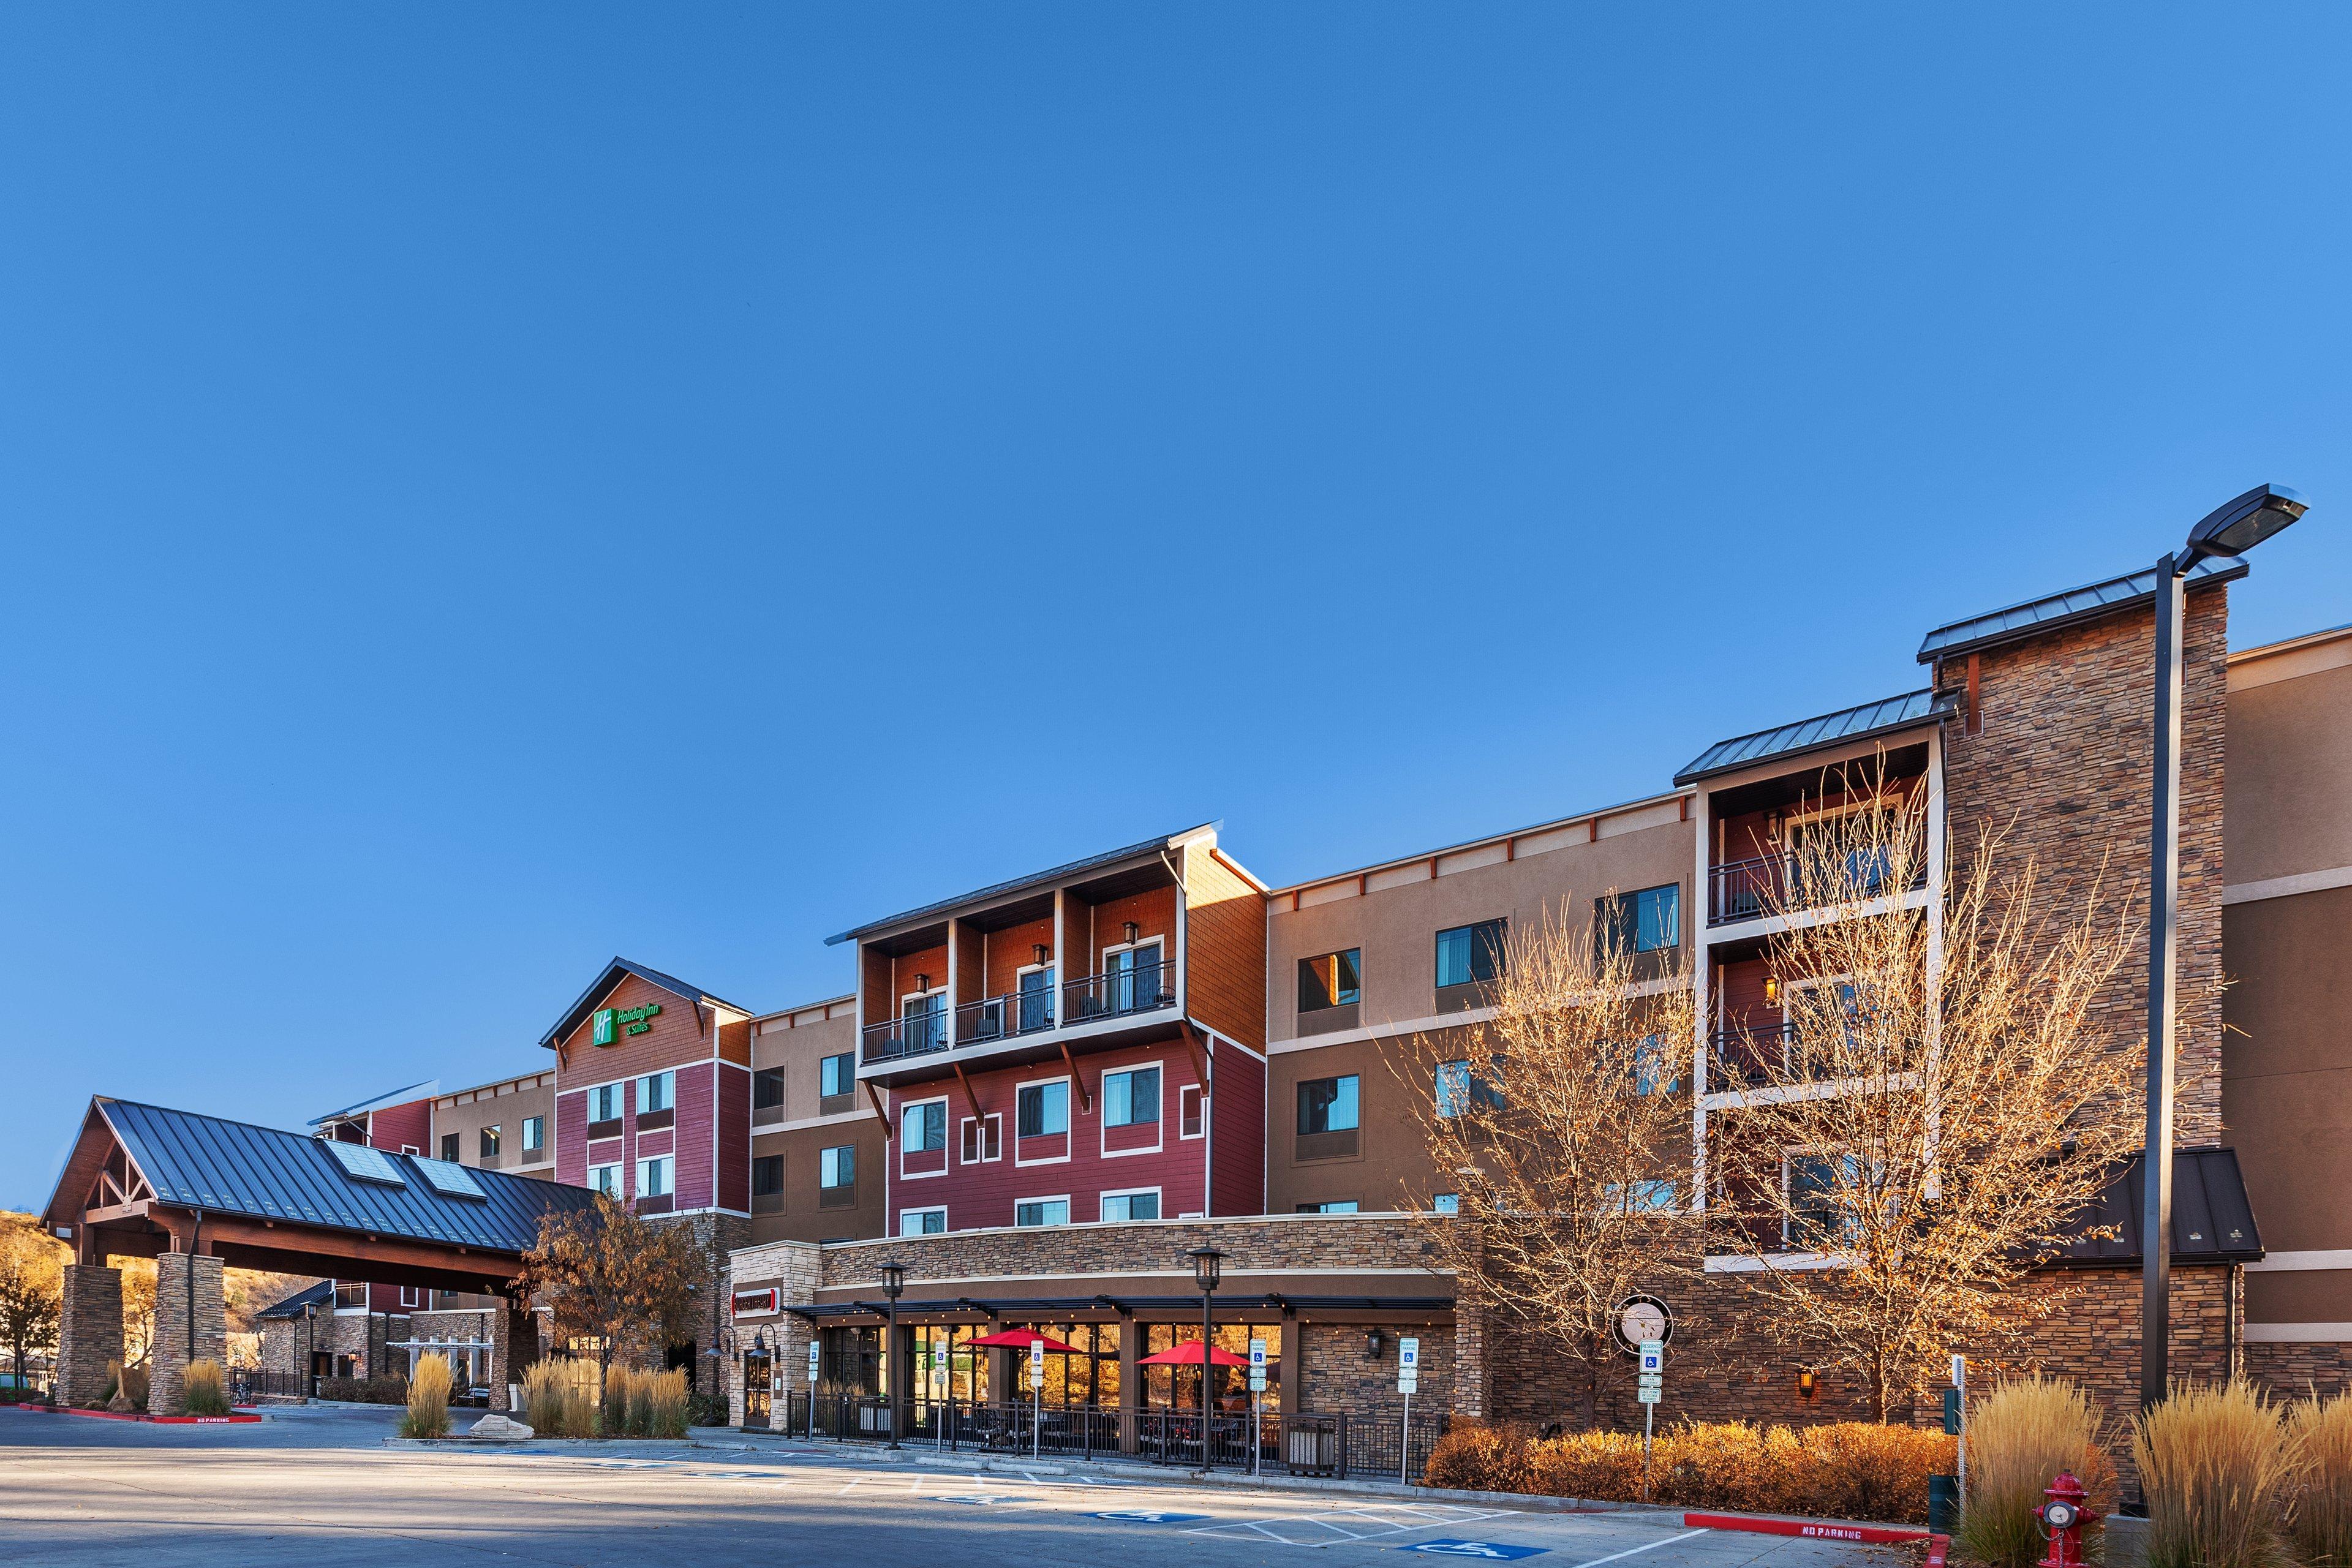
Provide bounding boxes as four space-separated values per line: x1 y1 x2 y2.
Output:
41 1096 599 1294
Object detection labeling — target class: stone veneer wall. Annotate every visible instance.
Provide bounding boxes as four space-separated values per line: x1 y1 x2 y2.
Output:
2246 1340 2352 1401
1939 586 2230 1144
148 1254 226 1416
1300 1319 1452 1418
57 1264 123 1409
676 1213 755 1398
723 1238 823 1427
816 1214 1452 1291
260 1310 408 1381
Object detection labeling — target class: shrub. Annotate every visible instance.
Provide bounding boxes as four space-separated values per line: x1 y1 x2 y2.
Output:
1958 1378 2118 1568
401 1354 452 1439
687 1390 729 1429
2133 1381 2291 1568
521 1359 598 1438
2288 1392 2352 1568
181 1359 231 1417
315 1374 409 1404
1425 1418 1955 1523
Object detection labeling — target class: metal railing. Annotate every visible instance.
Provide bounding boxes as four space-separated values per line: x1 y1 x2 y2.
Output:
955 987 1056 1046
1707 850 1924 925
228 1367 308 1403
1708 1022 1798 1085
861 1009 951 1066
1063 962 1175 1026
767 1395 1371 1477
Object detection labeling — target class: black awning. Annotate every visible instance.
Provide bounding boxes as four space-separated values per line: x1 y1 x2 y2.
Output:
2046 1146 2264 1267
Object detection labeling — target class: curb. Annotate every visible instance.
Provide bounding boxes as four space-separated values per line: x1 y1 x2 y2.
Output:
1680 1510 1948 1562
9 1403 263 1425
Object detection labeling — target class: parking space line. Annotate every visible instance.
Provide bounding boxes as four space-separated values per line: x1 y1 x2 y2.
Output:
1569 1528 1711 1568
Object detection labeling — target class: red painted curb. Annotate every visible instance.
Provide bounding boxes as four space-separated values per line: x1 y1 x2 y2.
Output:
1681 1512 1935 1547
9 1403 261 1424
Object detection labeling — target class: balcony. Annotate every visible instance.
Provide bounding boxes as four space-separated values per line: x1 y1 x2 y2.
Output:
1707 1022 1796 1085
1706 849 1925 927
954 986 1058 1047
861 1011 951 1068
1062 957 1175 1027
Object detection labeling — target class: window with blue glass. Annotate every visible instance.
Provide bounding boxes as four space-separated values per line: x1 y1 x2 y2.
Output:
902 1099 946 1152
1018 1080 1071 1139
1017 965 1054 1032
1434 1060 1502 1118
1435 919 1508 987
1297 949 1361 1012
1104 1066 1160 1128
1296 1074 1359 1135
820 1052 853 1098
1597 884 1681 956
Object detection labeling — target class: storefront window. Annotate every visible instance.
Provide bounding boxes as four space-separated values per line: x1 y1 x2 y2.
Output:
1141 1322 1280 1413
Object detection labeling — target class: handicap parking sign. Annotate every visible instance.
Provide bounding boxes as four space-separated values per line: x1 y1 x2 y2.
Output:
1400 1544 1549 1560
1093 1510 1209 1523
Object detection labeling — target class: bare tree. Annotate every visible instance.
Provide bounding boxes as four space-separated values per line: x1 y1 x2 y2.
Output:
0 1213 66 1393
1707 780 2143 1420
520 1194 696 1387
1405 914 1701 1429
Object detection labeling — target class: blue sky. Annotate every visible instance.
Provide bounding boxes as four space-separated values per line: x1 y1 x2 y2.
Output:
4 6 2349 1206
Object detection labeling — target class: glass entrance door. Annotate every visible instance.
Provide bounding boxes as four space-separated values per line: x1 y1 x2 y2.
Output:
743 1349 772 1428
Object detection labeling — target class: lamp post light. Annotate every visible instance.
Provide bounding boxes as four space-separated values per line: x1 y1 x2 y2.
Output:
880 1260 907 1448
1189 1246 1224 1476
2139 484 2307 1415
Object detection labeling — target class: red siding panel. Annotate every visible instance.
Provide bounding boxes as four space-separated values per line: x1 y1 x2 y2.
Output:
1208 1041 1266 1218
556 1091 588 1187
674 1061 715 1211
715 1062 750 1214
366 1099 432 1156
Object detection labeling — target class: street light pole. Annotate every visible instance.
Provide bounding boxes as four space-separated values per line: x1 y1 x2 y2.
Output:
2138 484 2307 1415
1189 1246 1224 1477
880 1261 907 1449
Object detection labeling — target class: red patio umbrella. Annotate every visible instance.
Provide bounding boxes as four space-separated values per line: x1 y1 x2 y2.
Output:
960 1329 1082 1354
1137 1341 1251 1368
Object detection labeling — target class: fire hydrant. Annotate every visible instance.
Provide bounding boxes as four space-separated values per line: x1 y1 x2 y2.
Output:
2035 1471 2096 1568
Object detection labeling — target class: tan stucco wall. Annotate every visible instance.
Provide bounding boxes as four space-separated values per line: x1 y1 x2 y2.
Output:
434 1072 554 1174
2226 646 2352 887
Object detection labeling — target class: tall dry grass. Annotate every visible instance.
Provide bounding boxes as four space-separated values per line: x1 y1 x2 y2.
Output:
180 1359 231 1417
600 1366 693 1439
2288 1393 2352 1568
644 1368 689 1438
521 1359 598 1438
2133 1382 2291 1568
1958 1377 2117 1568
400 1354 453 1439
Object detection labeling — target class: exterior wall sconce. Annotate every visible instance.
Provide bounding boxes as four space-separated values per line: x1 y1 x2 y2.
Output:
1764 974 1780 1006
1033 944 1049 965
1797 1367 1818 1401
1366 1327 1386 1360
1123 921 1140 945
913 974 930 993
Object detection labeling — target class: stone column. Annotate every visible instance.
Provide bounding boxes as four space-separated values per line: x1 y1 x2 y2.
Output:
149 1254 226 1415
57 1264 124 1409
1450 1299 1486 1419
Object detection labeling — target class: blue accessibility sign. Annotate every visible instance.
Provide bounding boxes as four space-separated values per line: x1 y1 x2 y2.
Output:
1398 1544 1550 1560
1092 1510 1210 1524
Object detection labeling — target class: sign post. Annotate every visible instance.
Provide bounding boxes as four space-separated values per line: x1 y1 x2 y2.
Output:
1397 1336 1422 1484
1953 1354 1967 1506
1029 1336 1046 1461
806 1339 821 1441
1637 1341 1665 1500
1248 1340 1268 1477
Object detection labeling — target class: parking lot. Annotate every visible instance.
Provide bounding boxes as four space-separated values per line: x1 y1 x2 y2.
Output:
0 1406 1909 1568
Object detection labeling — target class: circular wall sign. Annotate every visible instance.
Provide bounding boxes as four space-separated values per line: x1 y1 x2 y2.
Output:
1612 1294 1674 1357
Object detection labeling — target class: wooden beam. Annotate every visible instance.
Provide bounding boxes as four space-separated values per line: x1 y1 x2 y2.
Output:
1177 1020 1208 1087
951 1060 985 1121
159 1210 527 1291
1058 1041 1093 1114
867 1080 892 1139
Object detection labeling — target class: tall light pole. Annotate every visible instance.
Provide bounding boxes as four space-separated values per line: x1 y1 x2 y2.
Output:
2140 483 2306 1414
1189 1246 1224 1476
880 1260 907 1448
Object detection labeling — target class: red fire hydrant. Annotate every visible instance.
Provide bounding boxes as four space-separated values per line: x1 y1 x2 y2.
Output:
2036 1471 2096 1568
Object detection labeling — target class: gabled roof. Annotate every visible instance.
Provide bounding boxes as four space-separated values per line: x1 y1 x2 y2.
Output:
254 1280 335 1320
1674 690 1955 787
2050 1147 2263 1267
537 957 752 1050
825 824 1217 946
62 1098 597 1253
1917 556 2247 665
308 1080 440 1128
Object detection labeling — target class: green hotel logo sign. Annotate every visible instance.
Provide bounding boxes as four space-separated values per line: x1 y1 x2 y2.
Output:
591 1003 663 1046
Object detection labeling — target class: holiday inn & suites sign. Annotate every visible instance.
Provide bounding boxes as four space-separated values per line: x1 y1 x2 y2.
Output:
592 1003 663 1045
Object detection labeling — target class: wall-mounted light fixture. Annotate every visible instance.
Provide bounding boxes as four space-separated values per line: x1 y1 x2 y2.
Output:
1764 974 1781 1006
1797 1368 1818 1402
914 974 930 993
1365 1327 1386 1361
1123 921 1140 945
1033 944 1050 966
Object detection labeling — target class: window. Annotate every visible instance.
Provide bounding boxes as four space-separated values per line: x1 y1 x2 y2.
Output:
1605 1179 1678 1213
440 1131 461 1162
902 1099 946 1152
1104 939 1165 1013
590 1163 620 1197
1018 1080 1071 1139
638 1071 674 1114
902 989 946 1052
1597 884 1681 955
1017 965 1055 1032
1297 948 1362 1012
637 1156 673 1198
1436 919 1509 987
480 1125 501 1159
1434 1061 1500 1118
1178 1084 1204 1138
820 1145 855 1190
1296 1200 1360 1214
522 1116 544 1153
961 1114 1002 1164
1297 1075 1360 1135
1431 1193 1460 1215
900 1207 946 1236
1016 1198 1071 1227
821 1053 853 1098
1785 1154 1861 1246
754 1068 785 1110
1104 1067 1160 1128
1632 1035 1677 1096
1099 1189 1160 1222
753 1155 783 1197
590 1083 622 1123
398 1285 421 1309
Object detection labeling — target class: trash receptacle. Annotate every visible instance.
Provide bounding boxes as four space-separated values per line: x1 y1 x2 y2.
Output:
1929 1474 1959 1534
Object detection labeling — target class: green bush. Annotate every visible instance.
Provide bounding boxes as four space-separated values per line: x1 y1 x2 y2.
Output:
315 1374 409 1405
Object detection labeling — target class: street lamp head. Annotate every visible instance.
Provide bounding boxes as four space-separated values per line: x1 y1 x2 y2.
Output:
2181 483 2306 568
1189 1245 1224 1293
879 1260 906 1299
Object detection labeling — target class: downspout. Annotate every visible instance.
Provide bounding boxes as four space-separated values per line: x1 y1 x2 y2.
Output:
2226 1262 2242 1384
186 1209 203 1374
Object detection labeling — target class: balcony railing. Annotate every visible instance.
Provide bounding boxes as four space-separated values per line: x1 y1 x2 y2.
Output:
1708 1022 1796 1085
861 1010 951 1066
956 987 1056 1046
1708 850 1925 925
1063 959 1175 1026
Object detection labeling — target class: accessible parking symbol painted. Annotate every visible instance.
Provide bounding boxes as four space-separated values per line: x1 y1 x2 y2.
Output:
1093 1510 1209 1524
1398 1544 1549 1559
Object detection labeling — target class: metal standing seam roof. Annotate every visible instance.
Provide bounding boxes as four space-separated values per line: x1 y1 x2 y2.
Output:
824 824 1216 946
2049 1147 2264 1267
1673 689 1955 787
307 1079 440 1128
254 1280 336 1320
97 1098 598 1254
1916 556 2248 665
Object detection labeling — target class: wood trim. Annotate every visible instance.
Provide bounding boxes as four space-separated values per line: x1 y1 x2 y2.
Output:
1057 1041 1093 1114
952 1060 986 1121
1177 1019 1209 1086
1965 652 1982 735
866 1080 893 1140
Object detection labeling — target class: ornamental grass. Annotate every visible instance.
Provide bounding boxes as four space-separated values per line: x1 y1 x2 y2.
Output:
399 1354 453 1439
1425 1419 1953 1522
521 1359 598 1438
2133 1381 2291 1568
2287 1392 2352 1568
180 1359 231 1417
1957 1376 2117 1568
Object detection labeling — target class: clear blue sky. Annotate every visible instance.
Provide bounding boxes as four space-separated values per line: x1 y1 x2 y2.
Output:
5 6 2349 1207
